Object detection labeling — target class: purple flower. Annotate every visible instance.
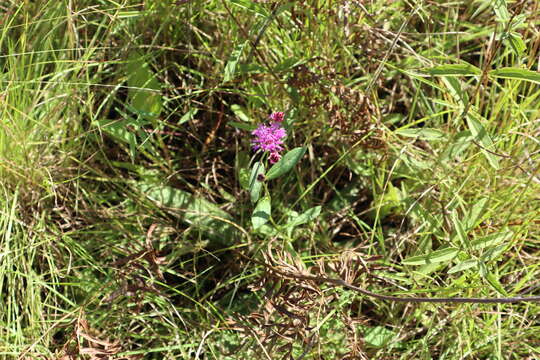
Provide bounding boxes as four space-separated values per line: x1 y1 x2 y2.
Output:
269 111 284 123
251 122 286 156
269 152 281 164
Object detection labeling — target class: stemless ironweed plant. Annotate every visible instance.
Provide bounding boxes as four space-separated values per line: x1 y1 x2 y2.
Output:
251 112 287 163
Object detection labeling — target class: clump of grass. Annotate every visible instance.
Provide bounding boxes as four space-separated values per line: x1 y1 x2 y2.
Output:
2 0 540 358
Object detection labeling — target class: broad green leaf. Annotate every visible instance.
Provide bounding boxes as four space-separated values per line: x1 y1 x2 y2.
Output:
385 62 445 91
237 63 265 74
237 151 251 190
466 114 500 169
480 244 507 262
239 168 250 190
256 223 278 237
451 211 468 247
441 130 472 161
229 121 257 131
274 57 301 72
403 247 460 266
95 119 136 145
231 104 250 122
410 205 443 234
448 259 478 274
470 230 512 250
139 183 234 244
398 152 431 171
416 262 444 276
492 0 509 22
94 118 151 159
485 272 507 295
249 162 265 203
442 77 467 107
490 67 540 85
179 108 198 125
375 182 403 220
396 128 445 140
507 32 526 57
464 198 489 230
286 206 322 229
425 64 481 76
218 188 235 203
266 147 306 180
479 263 508 295
471 0 491 19
126 51 162 120
364 326 396 347
252 196 271 229
224 41 247 83
140 184 230 218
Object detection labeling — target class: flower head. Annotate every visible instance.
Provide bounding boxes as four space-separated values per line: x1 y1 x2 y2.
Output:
269 111 284 123
251 122 286 154
269 151 281 164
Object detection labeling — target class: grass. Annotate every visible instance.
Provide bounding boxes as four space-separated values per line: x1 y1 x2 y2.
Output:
1 0 540 358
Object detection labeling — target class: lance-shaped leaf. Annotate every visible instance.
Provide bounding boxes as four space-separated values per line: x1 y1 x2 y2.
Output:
266 147 306 180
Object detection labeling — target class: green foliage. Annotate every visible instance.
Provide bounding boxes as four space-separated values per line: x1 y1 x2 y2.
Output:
252 196 271 229
249 161 265 203
265 146 306 180
2 0 540 358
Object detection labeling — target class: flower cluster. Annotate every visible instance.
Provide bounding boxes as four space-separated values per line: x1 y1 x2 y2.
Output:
269 111 284 123
251 112 286 163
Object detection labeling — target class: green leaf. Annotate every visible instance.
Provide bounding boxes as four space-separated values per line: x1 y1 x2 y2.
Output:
481 244 507 262
229 0 269 17
479 263 508 296
485 272 507 295
274 57 301 72
470 230 512 251
95 119 137 145
252 196 271 229
237 63 265 74
492 0 509 22
374 182 403 220
395 128 445 140
239 167 250 190
398 152 431 171
425 64 481 76
126 51 162 120
507 32 526 57
224 41 248 83
138 183 234 244
466 114 500 170
442 77 468 106
403 247 460 266
448 259 478 274
441 130 472 161
463 198 489 230
450 211 468 247
266 147 306 180
230 104 250 122
385 62 444 91
286 206 322 229
249 162 265 203
179 108 198 125
229 121 257 131
364 326 396 347
490 67 540 85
